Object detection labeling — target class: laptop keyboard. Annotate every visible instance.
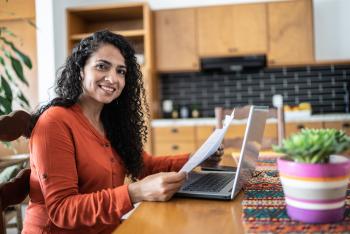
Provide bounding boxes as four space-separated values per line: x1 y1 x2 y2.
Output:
182 173 235 193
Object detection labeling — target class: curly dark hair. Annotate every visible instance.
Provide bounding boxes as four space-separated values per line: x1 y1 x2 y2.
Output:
29 30 149 180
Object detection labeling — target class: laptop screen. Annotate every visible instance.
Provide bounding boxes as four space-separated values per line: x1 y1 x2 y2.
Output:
231 106 268 199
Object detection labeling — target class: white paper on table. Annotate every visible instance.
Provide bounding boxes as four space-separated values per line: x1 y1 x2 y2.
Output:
179 110 235 173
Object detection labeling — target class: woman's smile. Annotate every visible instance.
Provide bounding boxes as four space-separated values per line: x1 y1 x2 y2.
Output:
98 84 116 95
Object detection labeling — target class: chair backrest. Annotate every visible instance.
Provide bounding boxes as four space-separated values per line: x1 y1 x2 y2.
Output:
215 105 285 149
0 110 31 233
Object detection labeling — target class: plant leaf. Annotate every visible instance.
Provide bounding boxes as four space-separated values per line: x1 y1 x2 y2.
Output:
0 75 13 103
0 27 17 38
0 96 12 113
5 68 13 81
274 128 350 164
17 92 30 107
0 55 4 65
0 36 32 68
9 54 29 86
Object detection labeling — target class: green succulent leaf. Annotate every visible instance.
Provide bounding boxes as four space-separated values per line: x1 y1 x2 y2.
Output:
273 128 350 164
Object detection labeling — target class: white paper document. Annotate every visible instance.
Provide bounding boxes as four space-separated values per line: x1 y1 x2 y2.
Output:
179 110 235 173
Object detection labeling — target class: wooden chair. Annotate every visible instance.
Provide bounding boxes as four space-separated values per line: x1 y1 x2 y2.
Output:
0 110 31 234
215 105 285 150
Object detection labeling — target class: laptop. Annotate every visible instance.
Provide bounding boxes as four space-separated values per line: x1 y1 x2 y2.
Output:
176 106 268 200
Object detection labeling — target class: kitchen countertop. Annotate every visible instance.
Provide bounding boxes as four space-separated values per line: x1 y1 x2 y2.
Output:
152 113 350 127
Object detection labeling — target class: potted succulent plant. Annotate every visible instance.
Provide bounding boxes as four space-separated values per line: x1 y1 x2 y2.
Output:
274 128 350 223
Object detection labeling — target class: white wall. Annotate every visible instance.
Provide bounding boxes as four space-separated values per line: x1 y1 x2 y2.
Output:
35 0 56 104
313 0 350 61
35 0 350 103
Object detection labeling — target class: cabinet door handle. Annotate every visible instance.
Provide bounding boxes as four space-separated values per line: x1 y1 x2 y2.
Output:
171 128 178 133
172 145 179 150
297 124 305 130
228 48 237 53
343 123 350 128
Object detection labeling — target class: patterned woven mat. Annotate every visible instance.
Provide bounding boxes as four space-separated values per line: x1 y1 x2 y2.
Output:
242 156 350 234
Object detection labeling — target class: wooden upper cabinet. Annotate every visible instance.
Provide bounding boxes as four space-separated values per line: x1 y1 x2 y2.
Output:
197 3 267 57
231 4 267 55
154 8 199 72
197 6 233 57
267 0 314 65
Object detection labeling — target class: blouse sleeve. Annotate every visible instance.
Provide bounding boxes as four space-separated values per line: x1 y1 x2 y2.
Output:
30 112 133 229
138 151 190 178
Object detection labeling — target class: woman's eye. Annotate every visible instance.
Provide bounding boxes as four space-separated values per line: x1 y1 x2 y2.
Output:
96 64 107 70
117 69 126 76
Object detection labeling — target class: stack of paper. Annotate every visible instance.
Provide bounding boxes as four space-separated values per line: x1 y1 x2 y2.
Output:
180 110 235 173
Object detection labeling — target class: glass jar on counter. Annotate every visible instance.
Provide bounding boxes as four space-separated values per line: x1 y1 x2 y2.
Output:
191 104 200 118
162 100 173 119
180 105 189 119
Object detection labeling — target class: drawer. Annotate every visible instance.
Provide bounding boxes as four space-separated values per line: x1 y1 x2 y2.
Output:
263 123 277 138
225 124 246 138
154 141 196 156
324 121 350 135
196 125 215 147
286 122 324 137
153 126 195 142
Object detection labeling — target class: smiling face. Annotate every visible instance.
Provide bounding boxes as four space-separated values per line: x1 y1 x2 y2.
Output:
79 43 127 106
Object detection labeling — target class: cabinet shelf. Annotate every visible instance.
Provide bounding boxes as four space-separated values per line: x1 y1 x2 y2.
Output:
70 29 145 41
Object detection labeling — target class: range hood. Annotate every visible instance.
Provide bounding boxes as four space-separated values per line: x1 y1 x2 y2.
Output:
201 54 266 72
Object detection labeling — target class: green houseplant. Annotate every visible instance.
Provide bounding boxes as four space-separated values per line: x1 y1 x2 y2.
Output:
0 27 32 151
274 128 350 223
0 27 31 115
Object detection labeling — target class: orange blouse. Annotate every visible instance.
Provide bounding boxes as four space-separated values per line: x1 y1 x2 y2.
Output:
23 105 189 234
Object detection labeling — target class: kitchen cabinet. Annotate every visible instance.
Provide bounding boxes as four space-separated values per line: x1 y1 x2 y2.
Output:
286 122 323 138
154 142 196 156
154 8 199 72
153 126 196 155
324 121 350 135
196 125 215 146
153 118 349 156
197 3 267 57
224 123 279 150
267 0 314 65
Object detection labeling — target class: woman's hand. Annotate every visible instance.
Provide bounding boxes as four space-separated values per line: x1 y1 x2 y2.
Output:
200 144 224 167
128 172 187 203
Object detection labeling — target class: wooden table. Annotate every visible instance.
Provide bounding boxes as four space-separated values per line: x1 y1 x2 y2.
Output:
114 152 249 234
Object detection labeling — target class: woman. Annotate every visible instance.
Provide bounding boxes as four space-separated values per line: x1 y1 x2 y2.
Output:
23 30 223 233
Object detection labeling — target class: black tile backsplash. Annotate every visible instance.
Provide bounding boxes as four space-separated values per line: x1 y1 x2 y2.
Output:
160 64 350 117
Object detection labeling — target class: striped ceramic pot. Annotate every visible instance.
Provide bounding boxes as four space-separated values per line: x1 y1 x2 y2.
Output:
277 155 350 223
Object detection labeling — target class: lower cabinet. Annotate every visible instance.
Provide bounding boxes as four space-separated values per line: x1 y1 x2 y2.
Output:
285 122 324 137
323 121 350 135
196 125 215 147
152 120 347 155
153 126 196 155
154 141 196 155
